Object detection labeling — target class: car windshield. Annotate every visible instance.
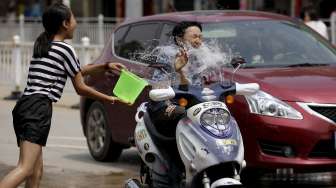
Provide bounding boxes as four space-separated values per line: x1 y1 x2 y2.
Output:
202 20 336 68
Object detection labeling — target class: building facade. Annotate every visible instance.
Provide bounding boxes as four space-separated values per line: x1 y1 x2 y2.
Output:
1 0 335 21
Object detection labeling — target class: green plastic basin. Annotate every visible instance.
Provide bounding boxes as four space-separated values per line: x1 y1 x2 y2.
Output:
113 69 148 104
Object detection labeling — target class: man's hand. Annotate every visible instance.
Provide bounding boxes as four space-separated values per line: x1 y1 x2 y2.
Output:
174 49 188 72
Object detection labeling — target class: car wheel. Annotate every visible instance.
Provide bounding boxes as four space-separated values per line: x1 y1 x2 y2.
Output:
85 101 122 161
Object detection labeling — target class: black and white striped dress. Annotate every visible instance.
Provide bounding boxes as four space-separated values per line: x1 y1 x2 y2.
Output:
23 41 81 102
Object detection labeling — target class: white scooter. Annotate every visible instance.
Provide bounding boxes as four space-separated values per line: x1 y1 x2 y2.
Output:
125 57 259 188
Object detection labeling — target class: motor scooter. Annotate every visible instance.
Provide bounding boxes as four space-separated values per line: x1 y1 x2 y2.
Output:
125 57 259 188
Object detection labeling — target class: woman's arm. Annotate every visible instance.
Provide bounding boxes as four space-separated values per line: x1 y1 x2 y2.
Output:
71 71 129 104
81 62 126 76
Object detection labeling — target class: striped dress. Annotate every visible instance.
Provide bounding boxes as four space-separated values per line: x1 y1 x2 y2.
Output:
23 41 81 102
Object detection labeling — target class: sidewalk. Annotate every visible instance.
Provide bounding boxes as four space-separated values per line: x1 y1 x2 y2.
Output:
0 84 79 108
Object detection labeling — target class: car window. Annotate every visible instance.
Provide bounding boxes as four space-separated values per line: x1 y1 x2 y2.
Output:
113 26 129 55
159 24 175 44
202 20 336 67
117 23 160 63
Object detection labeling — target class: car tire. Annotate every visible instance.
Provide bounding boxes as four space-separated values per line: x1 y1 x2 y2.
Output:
85 101 122 161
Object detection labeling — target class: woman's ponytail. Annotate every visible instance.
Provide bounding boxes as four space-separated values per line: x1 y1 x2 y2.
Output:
32 3 72 58
33 31 51 58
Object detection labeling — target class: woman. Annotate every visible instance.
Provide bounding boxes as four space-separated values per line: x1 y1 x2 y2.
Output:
303 7 329 40
0 3 129 188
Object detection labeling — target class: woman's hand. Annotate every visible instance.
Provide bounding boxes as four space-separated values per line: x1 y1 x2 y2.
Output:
174 49 188 72
109 96 132 106
106 62 127 74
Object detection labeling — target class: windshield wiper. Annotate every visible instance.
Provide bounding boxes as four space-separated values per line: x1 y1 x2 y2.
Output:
285 63 329 67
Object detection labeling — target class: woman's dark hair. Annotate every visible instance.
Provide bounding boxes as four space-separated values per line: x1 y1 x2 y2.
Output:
33 3 71 58
307 9 318 21
303 6 318 21
172 21 202 45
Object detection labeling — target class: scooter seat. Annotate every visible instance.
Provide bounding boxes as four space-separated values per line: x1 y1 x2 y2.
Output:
144 112 185 176
143 112 176 147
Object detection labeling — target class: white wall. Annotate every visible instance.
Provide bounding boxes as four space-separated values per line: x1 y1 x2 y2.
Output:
126 0 143 18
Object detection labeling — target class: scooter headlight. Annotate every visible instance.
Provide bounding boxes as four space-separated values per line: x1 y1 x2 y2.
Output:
200 108 231 138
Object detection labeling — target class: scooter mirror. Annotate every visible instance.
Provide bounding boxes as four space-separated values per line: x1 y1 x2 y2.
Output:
230 56 246 68
230 56 246 84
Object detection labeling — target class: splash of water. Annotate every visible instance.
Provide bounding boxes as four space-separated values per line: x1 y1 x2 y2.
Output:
182 39 235 85
131 38 236 86
185 39 233 72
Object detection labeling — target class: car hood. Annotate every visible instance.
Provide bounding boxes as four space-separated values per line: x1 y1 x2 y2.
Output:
235 65 336 103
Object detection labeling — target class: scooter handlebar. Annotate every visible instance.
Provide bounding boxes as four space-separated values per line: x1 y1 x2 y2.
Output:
235 82 260 96
149 86 176 101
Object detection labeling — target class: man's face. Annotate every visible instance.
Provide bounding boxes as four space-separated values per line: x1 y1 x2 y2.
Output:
182 26 202 49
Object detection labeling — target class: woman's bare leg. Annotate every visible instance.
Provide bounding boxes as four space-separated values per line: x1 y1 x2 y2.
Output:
25 151 43 188
0 141 42 188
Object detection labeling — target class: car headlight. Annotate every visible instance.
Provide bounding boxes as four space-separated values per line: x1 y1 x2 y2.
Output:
200 108 232 138
245 91 303 119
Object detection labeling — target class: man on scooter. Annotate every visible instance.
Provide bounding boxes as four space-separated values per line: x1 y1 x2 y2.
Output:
147 21 203 137
146 20 204 188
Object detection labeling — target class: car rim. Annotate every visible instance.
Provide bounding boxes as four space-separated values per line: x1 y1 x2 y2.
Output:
87 108 106 154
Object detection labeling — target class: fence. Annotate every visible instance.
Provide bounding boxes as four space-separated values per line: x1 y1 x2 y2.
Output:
0 36 103 93
0 15 115 95
0 15 120 45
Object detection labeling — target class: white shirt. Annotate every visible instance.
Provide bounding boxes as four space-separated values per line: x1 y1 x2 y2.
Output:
305 20 329 40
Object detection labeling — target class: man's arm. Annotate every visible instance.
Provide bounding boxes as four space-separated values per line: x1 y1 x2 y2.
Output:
176 69 189 85
174 49 189 85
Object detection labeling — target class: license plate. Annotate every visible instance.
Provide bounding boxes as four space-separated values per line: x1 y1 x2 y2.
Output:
222 139 237 145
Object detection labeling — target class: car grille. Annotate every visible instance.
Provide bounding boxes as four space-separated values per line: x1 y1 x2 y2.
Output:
308 106 336 123
259 141 295 157
309 140 336 158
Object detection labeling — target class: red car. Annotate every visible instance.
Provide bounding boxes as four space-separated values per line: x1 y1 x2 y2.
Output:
80 10 336 173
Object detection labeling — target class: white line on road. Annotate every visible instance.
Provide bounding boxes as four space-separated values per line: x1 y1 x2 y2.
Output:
47 144 88 150
48 136 86 141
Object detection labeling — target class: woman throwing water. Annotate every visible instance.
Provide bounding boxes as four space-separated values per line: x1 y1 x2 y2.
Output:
0 3 129 188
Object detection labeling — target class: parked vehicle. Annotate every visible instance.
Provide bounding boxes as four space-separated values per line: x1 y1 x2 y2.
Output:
124 58 259 188
80 10 336 173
